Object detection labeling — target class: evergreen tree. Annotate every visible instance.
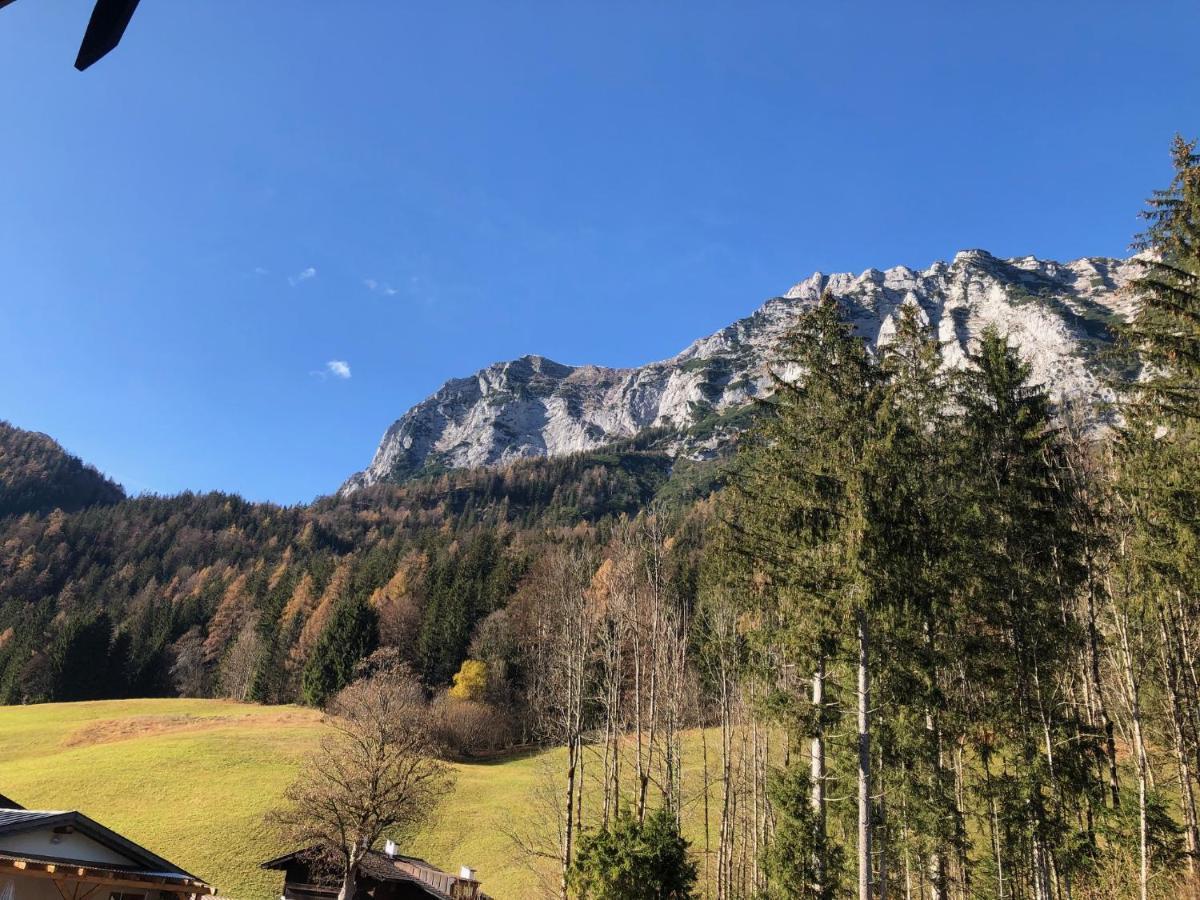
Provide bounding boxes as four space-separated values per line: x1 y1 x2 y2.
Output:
719 292 881 897
955 327 1093 899
760 756 840 899
50 613 118 701
871 302 964 897
301 598 379 707
1126 135 1200 421
1114 134 1200 898
567 806 697 900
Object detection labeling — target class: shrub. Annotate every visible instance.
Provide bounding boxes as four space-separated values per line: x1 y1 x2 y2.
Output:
448 659 489 701
429 694 513 757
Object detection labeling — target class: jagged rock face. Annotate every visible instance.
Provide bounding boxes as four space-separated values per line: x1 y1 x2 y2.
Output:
341 250 1138 493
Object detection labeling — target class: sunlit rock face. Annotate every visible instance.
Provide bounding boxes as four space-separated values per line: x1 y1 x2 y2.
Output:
341 251 1137 493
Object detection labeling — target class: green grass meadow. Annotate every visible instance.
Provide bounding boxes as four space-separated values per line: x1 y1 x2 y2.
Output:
0 700 732 900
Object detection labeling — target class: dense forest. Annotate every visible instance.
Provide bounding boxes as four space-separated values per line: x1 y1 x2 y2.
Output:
0 423 124 517
0 423 717 709
1 138 1198 899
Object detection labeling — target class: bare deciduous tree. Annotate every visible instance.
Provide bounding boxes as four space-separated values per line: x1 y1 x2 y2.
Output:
269 674 454 900
218 620 261 700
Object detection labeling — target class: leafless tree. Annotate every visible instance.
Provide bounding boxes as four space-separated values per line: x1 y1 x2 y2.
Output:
269 673 454 900
516 542 598 899
169 625 208 697
218 620 261 700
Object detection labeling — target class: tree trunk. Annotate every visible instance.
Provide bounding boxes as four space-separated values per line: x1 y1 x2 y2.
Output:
1117 611 1150 900
953 742 970 900
718 661 735 900
1085 579 1120 807
339 846 364 900
984 755 1005 900
1160 608 1200 889
811 659 827 892
562 737 577 900
702 722 713 898
858 606 873 900
925 706 946 900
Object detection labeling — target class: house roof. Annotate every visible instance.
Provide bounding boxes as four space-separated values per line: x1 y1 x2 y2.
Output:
0 807 206 885
262 847 435 872
264 848 488 900
0 850 196 883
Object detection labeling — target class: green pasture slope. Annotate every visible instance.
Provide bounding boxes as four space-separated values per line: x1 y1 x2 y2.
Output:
0 700 727 900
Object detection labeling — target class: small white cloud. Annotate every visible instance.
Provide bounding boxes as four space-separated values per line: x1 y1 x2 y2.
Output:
253 266 270 276
326 360 351 379
363 277 399 296
289 266 317 286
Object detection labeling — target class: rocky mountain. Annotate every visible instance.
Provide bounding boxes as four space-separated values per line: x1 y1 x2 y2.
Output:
342 250 1138 493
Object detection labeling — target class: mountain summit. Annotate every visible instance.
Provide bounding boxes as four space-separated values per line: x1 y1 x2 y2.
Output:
341 251 1136 493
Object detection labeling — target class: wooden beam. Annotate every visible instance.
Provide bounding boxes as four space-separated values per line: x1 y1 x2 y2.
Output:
0 859 211 895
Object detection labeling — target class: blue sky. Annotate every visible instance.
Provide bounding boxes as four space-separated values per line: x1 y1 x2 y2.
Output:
1 2 1196 503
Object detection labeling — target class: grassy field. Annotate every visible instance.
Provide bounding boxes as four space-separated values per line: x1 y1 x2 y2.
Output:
0 699 730 900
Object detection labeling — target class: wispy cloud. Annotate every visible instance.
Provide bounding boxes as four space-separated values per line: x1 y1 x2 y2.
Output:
363 277 399 296
289 266 317 286
253 266 270 276
325 360 351 379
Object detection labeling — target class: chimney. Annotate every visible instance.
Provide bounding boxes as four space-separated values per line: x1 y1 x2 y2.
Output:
451 866 480 899
384 840 397 859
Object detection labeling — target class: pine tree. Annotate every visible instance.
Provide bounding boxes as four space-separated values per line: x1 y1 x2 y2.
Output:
761 756 841 899
1127 135 1200 422
1115 134 1200 899
955 327 1092 899
301 598 379 707
567 806 697 900
51 613 118 701
719 292 881 897
871 302 964 897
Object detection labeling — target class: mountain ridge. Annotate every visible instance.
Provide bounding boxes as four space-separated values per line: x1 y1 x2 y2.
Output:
341 250 1138 494
0 420 125 517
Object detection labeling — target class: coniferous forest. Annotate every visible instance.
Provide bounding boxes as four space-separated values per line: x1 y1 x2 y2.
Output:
1 138 1199 898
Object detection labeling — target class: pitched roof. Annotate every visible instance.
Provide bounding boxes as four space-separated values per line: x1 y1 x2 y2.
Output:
0 810 49 829
0 809 203 883
264 848 488 900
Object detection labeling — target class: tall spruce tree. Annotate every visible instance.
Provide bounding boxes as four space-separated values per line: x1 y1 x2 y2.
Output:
1115 135 1200 899
301 597 379 707
871 302 964 898
955 327 1092 900
720 292 882 897
1127 135 1200 422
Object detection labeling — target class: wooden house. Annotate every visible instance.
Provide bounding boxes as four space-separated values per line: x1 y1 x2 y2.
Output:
0 795 212 900
263 844 490 900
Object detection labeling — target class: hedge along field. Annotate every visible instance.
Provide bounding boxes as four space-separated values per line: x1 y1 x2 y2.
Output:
0 699 741 900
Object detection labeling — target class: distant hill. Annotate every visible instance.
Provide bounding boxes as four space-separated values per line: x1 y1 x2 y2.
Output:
0 430 712 704
0 421 124 517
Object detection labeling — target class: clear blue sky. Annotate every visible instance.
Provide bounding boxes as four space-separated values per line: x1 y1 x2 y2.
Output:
1 2 1196 503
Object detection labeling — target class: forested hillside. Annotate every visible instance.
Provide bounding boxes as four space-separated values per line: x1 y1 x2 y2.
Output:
0 430 717 710
0 421 124 516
